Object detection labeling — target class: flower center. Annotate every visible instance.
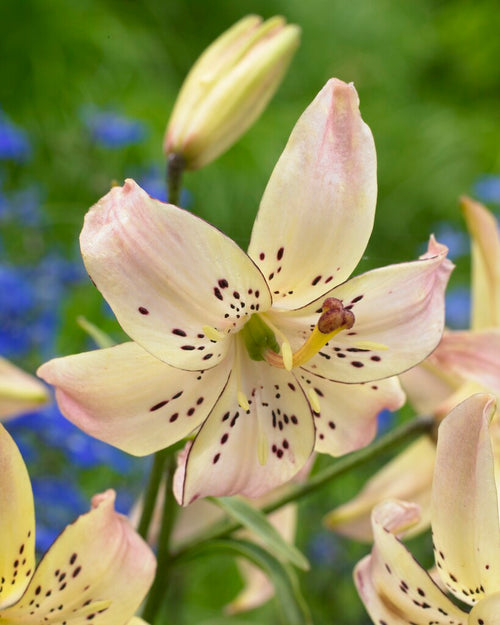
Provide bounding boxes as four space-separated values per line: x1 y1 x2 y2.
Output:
240 298 355 370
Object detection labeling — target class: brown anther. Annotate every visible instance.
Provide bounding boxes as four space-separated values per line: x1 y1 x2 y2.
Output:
318 298 355 334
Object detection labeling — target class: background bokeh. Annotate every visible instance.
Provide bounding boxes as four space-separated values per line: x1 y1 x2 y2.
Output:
1 0 500 623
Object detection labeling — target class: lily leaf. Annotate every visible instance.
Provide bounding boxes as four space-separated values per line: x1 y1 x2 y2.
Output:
212 496 309 570
181 538 311 625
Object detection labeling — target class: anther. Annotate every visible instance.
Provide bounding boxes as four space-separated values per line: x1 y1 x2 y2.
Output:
307 388 321 413
237 391 250 411
281 342 293 371
318 298 354 333
202 325 226 341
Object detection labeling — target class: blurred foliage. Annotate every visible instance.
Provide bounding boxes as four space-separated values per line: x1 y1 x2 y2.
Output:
1 0 500 623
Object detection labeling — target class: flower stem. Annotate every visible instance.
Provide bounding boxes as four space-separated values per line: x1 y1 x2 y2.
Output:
141 454 178 623
137 448 170 540
171 415 434 560
167 153 185 207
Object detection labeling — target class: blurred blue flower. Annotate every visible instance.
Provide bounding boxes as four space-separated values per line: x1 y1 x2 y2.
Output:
474 175 500 204
0 110 31 162
82 108 147 148
307 532 340 566
376 408 396 434
432 222 469 260
445 285 470 329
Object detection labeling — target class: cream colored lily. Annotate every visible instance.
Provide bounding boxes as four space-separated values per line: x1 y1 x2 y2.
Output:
0 422 156 625
38 79 451 504
0 356 48 420
325 197 500 541
355 393 500 625
164 15 300 170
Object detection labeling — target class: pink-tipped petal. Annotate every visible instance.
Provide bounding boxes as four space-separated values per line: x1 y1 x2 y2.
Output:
176 357 314 504
3 490 155 625
432 393 500 604
276 237 453 383
80 179 270 370
430 329 500 395
298 372 405 456
325 437 435 541
354 500 466 625
0 357 48 421
38 342 231 456
461 196 500 330
248 79 377 310
0 424 36 609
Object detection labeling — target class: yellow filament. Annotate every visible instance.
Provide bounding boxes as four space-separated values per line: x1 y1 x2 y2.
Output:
257 425 269 466
202 325 226 341
237 390 250 411
354 340 389 351
281 341 293 371
307 388 321 413
292 325 347 368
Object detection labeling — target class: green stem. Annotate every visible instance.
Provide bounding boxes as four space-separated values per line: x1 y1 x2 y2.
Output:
167 153 185 207
171 415 434 559
142 454 179 623
137 448 170 540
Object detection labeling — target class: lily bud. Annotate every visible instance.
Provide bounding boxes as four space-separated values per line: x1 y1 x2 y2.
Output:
164 15 300 169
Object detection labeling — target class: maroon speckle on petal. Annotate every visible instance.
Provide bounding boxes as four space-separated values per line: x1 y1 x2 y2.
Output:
218 279 229 289
311 276 321 286
172 328 187 337
277 247 284 260
138 307 149 315
213 287 223 300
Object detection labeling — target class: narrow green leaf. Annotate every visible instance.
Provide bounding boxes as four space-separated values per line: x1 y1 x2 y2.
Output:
211 496 309 571
77 316 116 348
179 538 311 625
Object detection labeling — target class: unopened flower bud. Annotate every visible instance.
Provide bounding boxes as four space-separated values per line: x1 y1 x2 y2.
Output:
164 15 300 170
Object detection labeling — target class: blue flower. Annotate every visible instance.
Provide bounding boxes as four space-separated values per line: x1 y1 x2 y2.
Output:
0 110 31 162
82 108 147 148
431 222 469 260
445 285 471 330
136 163 191 206
474 175 500 204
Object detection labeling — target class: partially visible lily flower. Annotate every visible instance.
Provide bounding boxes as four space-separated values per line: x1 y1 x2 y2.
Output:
0 422 156 625
39 79 451 504
0 356 48 420
164 15 300 169
325 196 500 541
354 393 499 625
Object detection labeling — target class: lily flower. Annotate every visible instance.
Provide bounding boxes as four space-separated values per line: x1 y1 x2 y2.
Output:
38 78 451 504
354 393 500 625
325 197 500 541
164 15 300 170
0 356 49 420
0 421 156 625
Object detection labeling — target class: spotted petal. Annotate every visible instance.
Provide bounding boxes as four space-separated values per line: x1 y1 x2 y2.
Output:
294 371 404 456
274 237 452 383
0 357 48 421
469 591 500 624
325 437 435 541
2 490 156 625
80 179 271 370
175 355 315 504
429 329 500 395
37 342 232 456
354 500 466 625
248 78 377 310
461 196 500 330
0 424 35 609
432 393 500 604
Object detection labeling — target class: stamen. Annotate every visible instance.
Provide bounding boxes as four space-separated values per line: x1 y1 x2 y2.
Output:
257 425 269 466
307 388 321 413
202 325 226 341
281 342 293 371
237 391 250 411
353 340 389 351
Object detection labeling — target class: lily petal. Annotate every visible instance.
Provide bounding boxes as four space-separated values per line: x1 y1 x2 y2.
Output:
429 329 500 395
80 179 271 370
175 355 315 504
461 196 500 330
354 500 466 625
469 591 500 624
0 357 48 421
0 424 35 609
296 372 404 456
325 436 435 541
275 237 453 383
248 78 377 310
3 490 156 625
432 393 500 603
37 342 231 456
